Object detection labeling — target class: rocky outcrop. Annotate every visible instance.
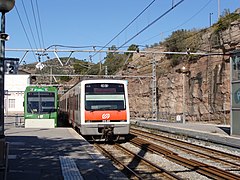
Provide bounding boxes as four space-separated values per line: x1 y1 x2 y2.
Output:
127 19 240 124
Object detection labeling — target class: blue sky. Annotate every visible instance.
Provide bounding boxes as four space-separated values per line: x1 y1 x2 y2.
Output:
4 0 240 64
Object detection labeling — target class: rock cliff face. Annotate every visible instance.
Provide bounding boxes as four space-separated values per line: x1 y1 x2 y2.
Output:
126 19 240 124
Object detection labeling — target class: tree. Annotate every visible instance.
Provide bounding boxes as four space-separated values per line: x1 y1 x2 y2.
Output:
73 59 89 74
102 45 127 75
125 44 139 57
163 29 203 67
214 9 240 33
106 45 118 59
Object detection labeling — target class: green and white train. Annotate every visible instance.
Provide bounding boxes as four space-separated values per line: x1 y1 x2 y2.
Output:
23 86 58 128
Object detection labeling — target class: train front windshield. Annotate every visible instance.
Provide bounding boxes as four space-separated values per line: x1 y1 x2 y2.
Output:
27 92 55 114
85 83 126 111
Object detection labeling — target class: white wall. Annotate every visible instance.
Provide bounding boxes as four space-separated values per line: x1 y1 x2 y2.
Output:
4 74 30 115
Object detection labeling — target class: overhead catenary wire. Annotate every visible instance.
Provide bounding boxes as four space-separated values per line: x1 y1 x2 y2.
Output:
90 0 157 59
30 0 43 51
139 0 214 45
15 5 38 62
89 0 185 69
13 0 235 67
19 0 46 63
78 0 186 74
44 45 106 51
35 0 45 49
21 0 38 51
89 0 185 76
42 18 239 61
151 7 240 51
117 0 185 51
7 47 228 56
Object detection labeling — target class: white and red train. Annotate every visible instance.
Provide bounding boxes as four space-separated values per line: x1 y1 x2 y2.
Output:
59 79 130 141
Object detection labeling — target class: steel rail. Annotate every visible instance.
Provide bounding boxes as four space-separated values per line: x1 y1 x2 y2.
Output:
94 143 143 180
114 143 183 180
95 143 182 180
130 137 240 180
131 128 240 164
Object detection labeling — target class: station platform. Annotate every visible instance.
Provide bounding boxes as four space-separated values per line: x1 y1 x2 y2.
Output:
4 116 127 180
131 119 240 149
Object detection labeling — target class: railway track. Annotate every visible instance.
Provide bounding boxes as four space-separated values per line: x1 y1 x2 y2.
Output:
94 143 183 180
130 128 240 170
130 128 240 180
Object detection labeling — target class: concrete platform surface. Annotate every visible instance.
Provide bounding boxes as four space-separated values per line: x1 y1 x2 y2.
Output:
4 117 127 180
131 120 240 149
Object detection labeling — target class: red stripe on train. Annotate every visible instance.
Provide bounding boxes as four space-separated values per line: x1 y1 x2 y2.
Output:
85 110 127 121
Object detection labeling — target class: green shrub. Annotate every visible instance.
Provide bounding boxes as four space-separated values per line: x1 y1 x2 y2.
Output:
214 9 240 33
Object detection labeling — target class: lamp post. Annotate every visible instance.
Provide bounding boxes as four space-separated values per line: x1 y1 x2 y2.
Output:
0 0 15 139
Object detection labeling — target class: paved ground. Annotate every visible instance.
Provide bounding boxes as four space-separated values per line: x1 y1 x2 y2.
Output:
3 116 239 179
4 116 127 180
131 119 240 149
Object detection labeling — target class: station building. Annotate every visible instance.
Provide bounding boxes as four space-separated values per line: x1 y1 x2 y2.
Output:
4 70 31 115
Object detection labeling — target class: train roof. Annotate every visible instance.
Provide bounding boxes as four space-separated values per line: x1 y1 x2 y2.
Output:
80 79 128 84
24 85 58 92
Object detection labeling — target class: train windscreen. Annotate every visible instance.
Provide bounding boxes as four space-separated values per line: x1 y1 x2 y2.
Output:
85 83 126 111
27 92 55 114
